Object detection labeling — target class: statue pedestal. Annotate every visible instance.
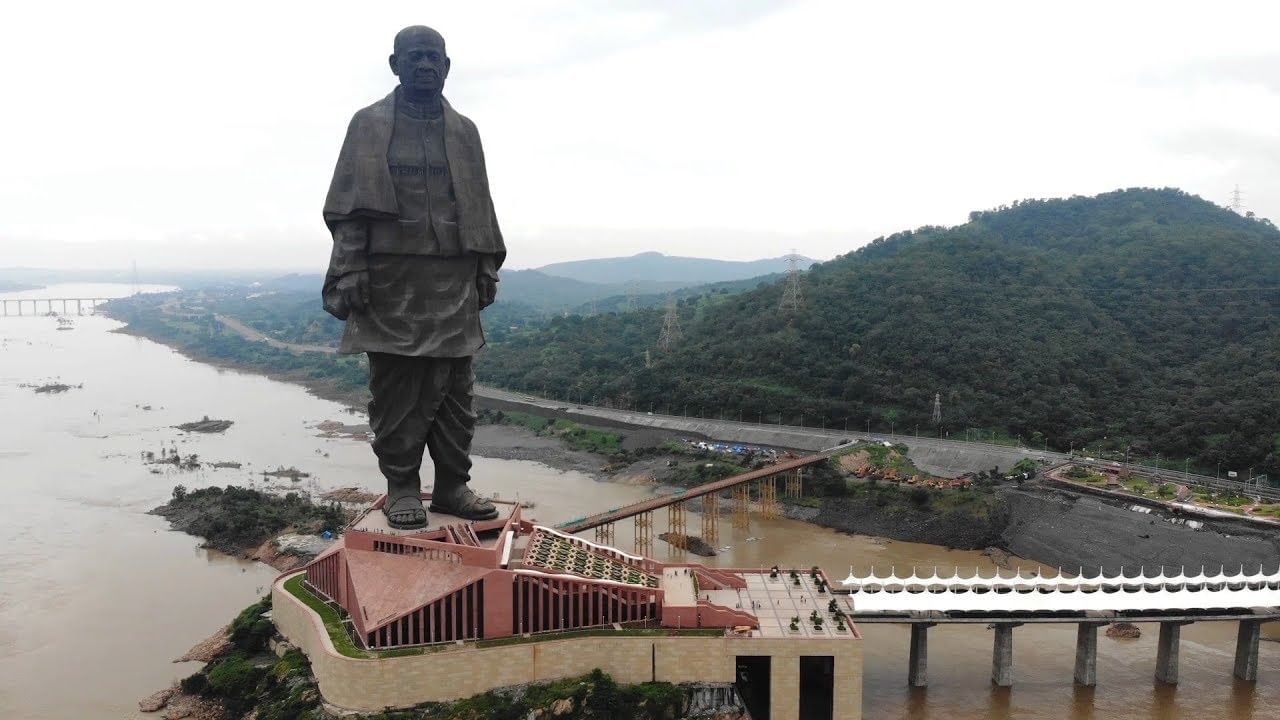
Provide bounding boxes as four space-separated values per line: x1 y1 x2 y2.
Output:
352 492 521 536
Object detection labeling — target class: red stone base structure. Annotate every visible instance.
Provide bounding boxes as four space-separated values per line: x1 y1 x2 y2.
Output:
282 494 863 719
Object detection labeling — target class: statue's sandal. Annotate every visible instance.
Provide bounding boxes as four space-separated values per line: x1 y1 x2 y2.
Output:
383 495 430 529
430 488 499 521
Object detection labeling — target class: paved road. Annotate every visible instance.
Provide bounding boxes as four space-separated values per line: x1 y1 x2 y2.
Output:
213 314 340 355
475 386 1280 500
209 312 1279 499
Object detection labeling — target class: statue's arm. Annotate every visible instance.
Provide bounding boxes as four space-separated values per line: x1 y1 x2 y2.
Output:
471 119 502 309
328 220 368 277
322 219 370 320
476 253 498 310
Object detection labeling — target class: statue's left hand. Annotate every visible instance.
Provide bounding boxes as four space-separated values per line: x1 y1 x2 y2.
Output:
477 276 497 309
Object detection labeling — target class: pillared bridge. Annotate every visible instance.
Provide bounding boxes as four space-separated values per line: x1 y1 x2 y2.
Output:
556 451 830 548
554 449 1279 690
836 565 1280 687
0 297 111 316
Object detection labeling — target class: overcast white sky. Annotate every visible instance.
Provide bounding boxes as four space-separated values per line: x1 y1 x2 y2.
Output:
2 1 1278 272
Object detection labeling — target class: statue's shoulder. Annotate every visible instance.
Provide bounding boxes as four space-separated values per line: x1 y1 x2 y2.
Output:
451 107 477 128
442 99 482 137
347 92 397 130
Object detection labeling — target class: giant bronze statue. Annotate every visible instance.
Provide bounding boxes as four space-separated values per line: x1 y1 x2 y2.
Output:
322 26 504 529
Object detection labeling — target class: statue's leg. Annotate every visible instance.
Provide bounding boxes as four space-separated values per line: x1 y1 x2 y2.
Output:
367 352 430 529
426 356 497 520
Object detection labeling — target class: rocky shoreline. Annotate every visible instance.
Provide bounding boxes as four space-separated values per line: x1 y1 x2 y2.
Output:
151 486 344 572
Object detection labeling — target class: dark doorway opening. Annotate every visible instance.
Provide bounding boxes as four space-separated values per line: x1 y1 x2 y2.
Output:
735 655 771 720
799 655 835 720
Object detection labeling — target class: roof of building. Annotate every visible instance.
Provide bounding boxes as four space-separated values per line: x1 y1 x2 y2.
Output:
520 527 658 587
345 548 490 629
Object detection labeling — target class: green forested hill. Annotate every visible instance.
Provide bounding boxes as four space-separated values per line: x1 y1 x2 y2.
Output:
477 188 1280 475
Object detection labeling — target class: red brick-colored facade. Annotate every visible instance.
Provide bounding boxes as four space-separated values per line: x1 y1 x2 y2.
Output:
303 495 849 651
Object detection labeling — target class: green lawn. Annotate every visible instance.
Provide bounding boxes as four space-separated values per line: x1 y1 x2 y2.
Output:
283 574 373 658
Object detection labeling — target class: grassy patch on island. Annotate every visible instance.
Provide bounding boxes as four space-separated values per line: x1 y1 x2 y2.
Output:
153 485 347 556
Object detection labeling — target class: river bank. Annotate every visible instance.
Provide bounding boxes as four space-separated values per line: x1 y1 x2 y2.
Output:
150 486 348 572
107 321 372 409
15 284 1276 720
108 305 1280 577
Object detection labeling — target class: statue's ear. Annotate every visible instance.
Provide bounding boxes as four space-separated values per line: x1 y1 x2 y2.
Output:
443 56 451 79
388 53 399 77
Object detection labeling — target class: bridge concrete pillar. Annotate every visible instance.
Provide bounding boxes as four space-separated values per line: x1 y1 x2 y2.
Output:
1233 619 1261 682
991 622 1021 687
908 622 936 687
1074 622 1107 686
1155 620 1192 684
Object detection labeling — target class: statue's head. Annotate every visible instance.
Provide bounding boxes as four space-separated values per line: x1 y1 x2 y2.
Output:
390 26 450 97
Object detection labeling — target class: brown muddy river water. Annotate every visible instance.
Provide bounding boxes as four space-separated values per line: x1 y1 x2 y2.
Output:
0 284 1275 719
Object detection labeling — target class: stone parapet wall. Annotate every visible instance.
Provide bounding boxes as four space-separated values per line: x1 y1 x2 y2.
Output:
272 573 861 720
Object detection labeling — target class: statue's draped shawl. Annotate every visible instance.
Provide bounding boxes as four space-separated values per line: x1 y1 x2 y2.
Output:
323 92 506 265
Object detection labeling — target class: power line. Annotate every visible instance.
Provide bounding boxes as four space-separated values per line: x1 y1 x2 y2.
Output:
779 249 803 322
657 295 682 351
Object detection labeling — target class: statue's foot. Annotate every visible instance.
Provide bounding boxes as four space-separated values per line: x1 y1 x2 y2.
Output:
429 485 499 521
383 494 429 529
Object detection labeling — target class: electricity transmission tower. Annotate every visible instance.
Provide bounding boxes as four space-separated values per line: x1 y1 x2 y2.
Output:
1230 185 1245 214
779 249 803 322
931 392 942 427
657 296 681 351
625 282 639 312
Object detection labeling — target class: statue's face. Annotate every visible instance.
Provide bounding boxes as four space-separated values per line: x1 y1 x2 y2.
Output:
390 31 450 96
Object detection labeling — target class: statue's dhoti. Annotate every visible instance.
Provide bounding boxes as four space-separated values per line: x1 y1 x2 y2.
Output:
367 353 475 503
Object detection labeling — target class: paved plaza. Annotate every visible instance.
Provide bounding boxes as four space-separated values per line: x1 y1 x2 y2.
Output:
706 572 855 638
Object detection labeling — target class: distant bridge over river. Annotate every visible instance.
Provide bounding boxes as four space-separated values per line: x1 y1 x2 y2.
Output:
0 297 111 316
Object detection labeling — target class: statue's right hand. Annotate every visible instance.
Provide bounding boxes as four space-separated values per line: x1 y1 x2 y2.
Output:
336 270 370 314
